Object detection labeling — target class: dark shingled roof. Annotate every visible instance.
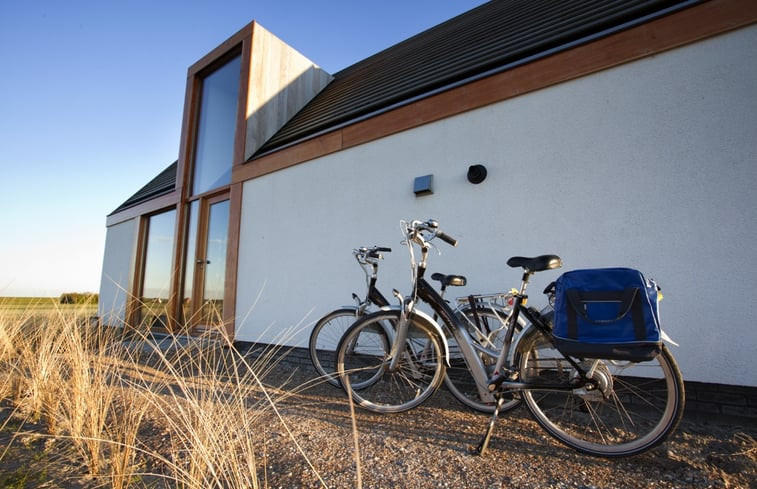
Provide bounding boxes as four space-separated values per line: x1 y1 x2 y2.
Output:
109 161 177 215
112 0 700 214
255 0 699 155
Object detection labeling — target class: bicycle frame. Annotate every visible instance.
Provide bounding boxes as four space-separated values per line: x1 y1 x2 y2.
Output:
389 221 584 400
387 225 500 403
353 247 392 312
369 220 684 457
486 273 595 393
415 277 499 404
364 286 390 310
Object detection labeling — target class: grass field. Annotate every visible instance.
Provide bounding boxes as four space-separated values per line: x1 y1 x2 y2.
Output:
0 297 98 315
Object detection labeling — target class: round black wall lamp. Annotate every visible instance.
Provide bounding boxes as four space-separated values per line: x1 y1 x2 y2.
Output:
467 164 487 184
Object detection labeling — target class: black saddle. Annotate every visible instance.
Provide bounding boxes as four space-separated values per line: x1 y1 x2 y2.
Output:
506 255 562 272
431 273 467 288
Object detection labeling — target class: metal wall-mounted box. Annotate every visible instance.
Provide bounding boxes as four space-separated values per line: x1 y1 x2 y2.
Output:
413 174 434 196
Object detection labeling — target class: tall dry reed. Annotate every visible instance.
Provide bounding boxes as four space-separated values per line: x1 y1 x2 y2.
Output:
0 300 331 488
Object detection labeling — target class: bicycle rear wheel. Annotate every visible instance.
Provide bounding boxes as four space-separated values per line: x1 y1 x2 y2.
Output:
443 306 521 413
518 330 684 457
309 307 360 387
337 309 446 414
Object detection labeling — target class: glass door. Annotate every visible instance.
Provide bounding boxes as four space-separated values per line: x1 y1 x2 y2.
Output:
185 194 230 334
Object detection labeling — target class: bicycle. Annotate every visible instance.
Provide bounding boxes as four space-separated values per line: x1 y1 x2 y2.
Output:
308 246 392 387
337 219 685 457
310 245 518 413
335 220 525 414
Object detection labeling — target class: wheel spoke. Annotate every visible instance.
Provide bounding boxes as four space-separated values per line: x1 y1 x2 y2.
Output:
337 310 445 413
520 331 684 457
309 308 360 387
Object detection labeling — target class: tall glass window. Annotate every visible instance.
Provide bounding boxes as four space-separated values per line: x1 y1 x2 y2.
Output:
139 209 176 327
192 54 242 195
181 200 199 325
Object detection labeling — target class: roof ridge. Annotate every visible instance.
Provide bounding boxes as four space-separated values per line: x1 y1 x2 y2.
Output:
109 160 177 215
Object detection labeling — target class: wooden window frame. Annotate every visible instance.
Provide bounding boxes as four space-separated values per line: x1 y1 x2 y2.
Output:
169 24 252 337
128 207 179 330
183 190 232 336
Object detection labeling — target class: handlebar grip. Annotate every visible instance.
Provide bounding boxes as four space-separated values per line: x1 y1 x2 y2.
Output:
436 231 458 247
367 247 392 259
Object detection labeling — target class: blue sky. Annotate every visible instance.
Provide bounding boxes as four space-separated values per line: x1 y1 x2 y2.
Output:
0 0 487 297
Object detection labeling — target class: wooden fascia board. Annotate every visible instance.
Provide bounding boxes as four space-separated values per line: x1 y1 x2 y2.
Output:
188 22 254 76
105 191 180 227
222 182 244 337
232 130 343 182
234 0 756 180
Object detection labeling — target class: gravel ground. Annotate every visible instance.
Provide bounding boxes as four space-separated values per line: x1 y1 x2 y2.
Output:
256 366 756 489
2 360 755 488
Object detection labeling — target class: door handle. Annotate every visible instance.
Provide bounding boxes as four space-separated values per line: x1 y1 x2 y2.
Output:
196 259 211 265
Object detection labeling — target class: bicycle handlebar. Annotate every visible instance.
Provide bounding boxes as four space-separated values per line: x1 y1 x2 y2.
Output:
435 230 458 247
406 219 458 247
354 246 392 265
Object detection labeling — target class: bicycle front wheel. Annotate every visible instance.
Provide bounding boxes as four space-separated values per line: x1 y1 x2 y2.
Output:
337 309 446 414
518 330 684 457
309 307 360 387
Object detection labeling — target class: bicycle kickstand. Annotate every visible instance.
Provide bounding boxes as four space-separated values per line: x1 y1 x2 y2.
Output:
472 394 506 456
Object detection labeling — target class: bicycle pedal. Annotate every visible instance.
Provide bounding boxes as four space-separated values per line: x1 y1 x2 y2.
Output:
487 370 519 391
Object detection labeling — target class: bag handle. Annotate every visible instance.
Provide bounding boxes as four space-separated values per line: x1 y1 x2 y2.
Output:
566 288 639 324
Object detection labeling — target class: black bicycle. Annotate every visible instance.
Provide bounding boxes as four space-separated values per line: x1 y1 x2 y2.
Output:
309 244 518 413
308 246 391 387
337 219 684 457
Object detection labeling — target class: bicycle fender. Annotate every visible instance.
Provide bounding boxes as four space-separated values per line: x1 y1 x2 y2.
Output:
661 329 679 347
376 305 450 365
511 324 540 353
514 324 680 353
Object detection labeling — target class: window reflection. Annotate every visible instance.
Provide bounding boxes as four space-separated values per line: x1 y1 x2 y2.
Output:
139 209 176 328
200 200 229 325
192 54 242 195
181 200 199 325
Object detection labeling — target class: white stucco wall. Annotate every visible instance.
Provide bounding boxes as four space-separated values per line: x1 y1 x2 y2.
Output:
98 218 138 326
236 26 757 386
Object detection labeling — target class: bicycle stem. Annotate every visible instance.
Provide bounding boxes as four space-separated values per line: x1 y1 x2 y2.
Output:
388 225 433 373
387 220 454 374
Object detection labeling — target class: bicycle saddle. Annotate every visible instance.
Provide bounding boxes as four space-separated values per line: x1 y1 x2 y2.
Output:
431 273 467 287
506 255 562 272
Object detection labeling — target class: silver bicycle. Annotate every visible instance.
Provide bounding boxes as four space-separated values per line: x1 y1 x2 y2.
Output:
310 244 518 413
337 219 684 457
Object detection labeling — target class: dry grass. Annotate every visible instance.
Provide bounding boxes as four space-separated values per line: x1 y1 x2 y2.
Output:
0 300 335 488
2 301 755 488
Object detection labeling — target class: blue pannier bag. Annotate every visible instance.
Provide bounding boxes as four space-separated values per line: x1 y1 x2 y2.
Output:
552 268 662 361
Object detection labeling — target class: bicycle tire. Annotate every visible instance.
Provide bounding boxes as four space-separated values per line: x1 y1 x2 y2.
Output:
337 309 446 414
517 329 684 457
443 306 522 413
308 307 360 387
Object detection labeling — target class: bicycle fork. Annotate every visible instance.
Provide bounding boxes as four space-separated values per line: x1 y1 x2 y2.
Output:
387 289 414 373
